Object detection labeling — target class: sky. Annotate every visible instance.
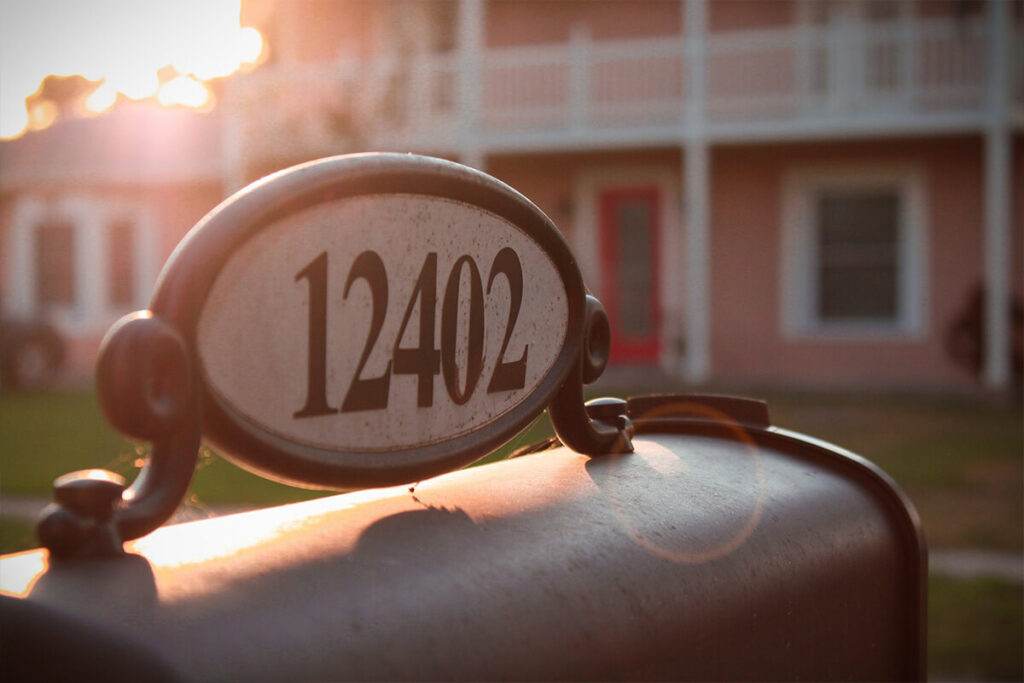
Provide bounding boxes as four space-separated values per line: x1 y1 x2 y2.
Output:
0 0 263 139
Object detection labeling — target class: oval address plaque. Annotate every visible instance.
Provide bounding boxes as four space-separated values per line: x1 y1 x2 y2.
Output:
155 154 585 489
38 153 636 557
199 195 570 457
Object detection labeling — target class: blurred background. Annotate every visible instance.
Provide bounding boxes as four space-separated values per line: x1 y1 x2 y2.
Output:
1 1 1021 679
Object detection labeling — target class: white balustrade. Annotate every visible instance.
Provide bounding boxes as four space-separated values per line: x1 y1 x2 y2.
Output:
225 15 1012 165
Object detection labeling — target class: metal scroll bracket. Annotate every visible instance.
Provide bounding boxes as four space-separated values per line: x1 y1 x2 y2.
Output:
37 312 201 560
32 153 637 562
549 295 635 456
36 298 635 561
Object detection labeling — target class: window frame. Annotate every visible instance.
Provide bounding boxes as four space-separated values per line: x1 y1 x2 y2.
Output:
780 164 928 341
6 196 158 335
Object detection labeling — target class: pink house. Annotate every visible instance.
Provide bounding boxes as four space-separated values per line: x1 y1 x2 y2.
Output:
0 104 224 375
2 0 1022 394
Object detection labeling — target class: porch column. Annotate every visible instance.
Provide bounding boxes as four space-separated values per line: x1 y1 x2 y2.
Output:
221 77 246 194
457 0 484 169
984 0 1011 389
683 143 711 383
7 199 43 317
72 199 106 329
683 0 710 383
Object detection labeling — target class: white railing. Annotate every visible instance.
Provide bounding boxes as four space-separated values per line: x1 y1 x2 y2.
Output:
226 15 1013 165
227 54 460 165
706 27 800 120
482 42 572 129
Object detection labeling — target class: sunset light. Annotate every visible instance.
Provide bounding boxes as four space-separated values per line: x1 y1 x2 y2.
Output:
0 0 265 140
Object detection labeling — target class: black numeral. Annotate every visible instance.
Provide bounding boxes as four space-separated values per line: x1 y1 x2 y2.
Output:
486 247 528 393
341 251 392 413
294 248 529 417
294 252 337 418
394 253 440 407
441 255 484 405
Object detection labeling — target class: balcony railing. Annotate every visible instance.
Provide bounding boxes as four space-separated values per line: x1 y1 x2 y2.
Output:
224 15 1017 170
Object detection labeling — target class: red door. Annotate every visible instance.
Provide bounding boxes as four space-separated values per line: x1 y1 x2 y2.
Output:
599 186 661 364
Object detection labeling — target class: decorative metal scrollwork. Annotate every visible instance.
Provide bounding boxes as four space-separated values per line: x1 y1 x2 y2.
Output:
38 312 201 559
549 295 635 456
35 154 634 560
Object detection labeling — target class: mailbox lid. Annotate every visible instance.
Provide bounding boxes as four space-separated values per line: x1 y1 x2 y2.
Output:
1 405 925 681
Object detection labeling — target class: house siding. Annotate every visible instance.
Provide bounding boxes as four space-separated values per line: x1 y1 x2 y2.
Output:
487 0 681 47
4 0 1019 393
488 148 682 243
0 181 222 379
486 135 1021 391
486 0 797 46
712 136 1020 390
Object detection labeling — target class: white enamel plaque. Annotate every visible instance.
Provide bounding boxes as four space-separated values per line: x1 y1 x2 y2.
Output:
197 194 569 454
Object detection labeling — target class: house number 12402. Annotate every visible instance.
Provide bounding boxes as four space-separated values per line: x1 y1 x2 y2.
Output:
293 247 529 418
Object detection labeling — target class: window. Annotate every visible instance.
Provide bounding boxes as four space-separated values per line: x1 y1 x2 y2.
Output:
781 166 927 339
816 189 899 321
6 197 157 332
107 219 137 308
34 220 76 307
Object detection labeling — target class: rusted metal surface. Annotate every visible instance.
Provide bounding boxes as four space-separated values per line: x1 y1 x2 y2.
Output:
1 397 925 681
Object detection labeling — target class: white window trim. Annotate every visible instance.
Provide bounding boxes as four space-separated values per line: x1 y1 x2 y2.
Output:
99 199 160 319
780 164 929 341
5 195 159 337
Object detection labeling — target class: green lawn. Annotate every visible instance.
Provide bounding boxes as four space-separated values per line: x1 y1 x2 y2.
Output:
0 389 555 507
929 575 1023 681
2 386 1019 552
762 392 1023 552
2 386 1021 680
4 388 1020 547
0 517 36 556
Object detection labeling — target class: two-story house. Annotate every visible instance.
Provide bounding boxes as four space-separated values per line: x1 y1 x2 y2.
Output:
3 0 1022 393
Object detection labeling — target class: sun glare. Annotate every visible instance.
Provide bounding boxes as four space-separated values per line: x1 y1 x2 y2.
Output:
84 83 119 116
159 76 213 110
0 0 265 140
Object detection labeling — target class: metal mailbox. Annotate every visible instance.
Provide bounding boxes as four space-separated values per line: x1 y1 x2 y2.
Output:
0 155 926 681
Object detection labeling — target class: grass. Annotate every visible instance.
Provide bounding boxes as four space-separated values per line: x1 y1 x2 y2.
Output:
761 392 1023 551
591 383 1023 552
2 387 1021 549
0 516 37 556
929 575 1024 681
0 389 333 510
2 386 1021 680
0 389 558 507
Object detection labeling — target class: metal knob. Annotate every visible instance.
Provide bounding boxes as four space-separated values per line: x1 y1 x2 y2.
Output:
53 469 126 521
584 397 629 421
39 469 127 559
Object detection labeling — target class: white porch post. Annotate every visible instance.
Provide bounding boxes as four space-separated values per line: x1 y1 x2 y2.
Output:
221 77 247 194
7 199 43 318
134 208 161 309
72 199 105 330
457 0 484 170
683 0 710 383
569 24 591 135
983 0 1011 389
683 143 711 384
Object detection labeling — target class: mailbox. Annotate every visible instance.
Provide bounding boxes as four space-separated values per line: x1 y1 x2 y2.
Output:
0 155 926 681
